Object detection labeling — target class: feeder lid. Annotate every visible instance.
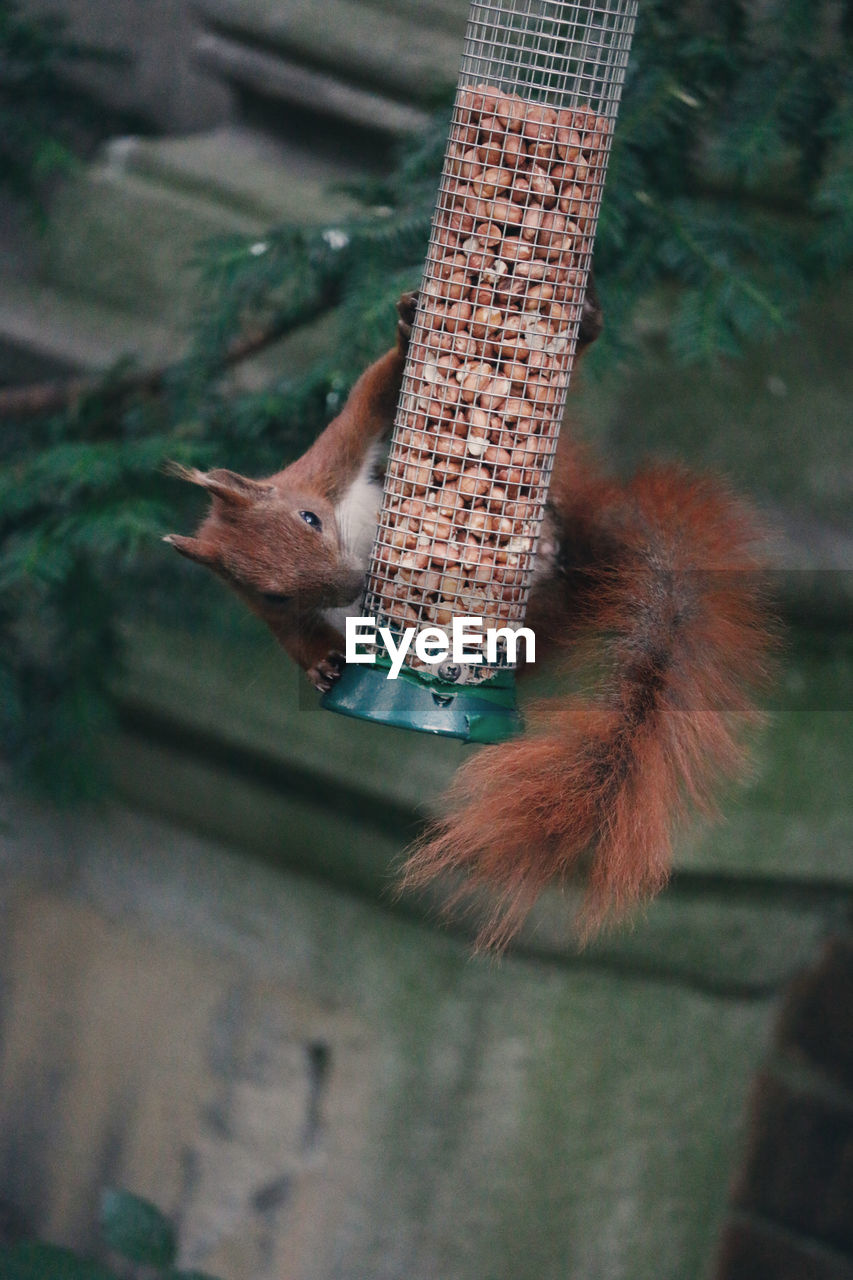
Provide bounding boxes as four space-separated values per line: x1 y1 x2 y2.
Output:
321 661 521 743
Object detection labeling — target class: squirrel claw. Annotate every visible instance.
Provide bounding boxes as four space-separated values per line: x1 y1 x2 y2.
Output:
309 651 346 693
396 291 419 347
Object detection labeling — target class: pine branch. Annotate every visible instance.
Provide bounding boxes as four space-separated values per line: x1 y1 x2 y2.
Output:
4 0 852 801
0 315 304 423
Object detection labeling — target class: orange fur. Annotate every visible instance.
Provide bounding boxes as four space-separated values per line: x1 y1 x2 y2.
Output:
167 286 774 950
401 455 774 950
166 341 408 685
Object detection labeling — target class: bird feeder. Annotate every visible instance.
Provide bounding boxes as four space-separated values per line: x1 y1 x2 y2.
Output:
323 0 638 741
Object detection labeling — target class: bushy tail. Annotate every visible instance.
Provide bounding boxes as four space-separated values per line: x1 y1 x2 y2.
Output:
399 464 775 951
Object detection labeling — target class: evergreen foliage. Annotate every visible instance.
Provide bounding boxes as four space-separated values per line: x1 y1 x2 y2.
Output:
1 0 851 797
0 0 125 210
0 1186 221 1278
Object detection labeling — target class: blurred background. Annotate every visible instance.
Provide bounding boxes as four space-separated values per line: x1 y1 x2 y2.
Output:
0 0 851 1277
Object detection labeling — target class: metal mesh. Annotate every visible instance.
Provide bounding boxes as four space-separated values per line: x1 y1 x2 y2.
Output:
364 0 637 682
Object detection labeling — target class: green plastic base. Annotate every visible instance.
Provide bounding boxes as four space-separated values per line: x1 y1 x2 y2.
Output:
321 662 522 743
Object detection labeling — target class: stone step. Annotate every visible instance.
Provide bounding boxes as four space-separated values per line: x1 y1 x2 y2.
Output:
115 617 853 898
108 712 837 989
111 125 368 223
195 0 464 108
43 125 363 328
0 278 184 383
194 33 432 137
0 807 783 1280
0 271 338 392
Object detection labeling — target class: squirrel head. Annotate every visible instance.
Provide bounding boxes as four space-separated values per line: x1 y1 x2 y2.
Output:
165 466 365 618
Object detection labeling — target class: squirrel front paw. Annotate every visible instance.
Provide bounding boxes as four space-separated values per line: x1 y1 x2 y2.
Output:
578 270 603 348
308 651 346 693
396 291 419 350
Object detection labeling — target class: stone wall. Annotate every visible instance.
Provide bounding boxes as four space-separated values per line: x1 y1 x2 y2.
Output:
2 4 852 1276
1 609 850 1278
0 791 794 1280
714 937 853 1280
22 0 231 132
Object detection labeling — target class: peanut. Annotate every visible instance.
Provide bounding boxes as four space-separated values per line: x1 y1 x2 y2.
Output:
368 83 609 661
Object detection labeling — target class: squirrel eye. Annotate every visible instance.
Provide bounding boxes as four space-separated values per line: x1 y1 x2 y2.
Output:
261 591 291 606
298 509 322 531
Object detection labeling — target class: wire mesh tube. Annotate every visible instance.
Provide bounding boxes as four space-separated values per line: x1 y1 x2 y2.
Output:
324 0 638 739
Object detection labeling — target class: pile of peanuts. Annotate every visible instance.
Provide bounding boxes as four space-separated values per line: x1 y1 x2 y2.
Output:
367 83 608 671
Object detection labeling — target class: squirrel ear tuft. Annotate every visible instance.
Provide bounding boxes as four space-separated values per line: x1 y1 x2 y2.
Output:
166 462 269 506
204 468 271 506
165 462 207 486
163 534 219 566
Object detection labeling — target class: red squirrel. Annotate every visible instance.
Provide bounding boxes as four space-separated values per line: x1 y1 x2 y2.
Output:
166 285 773 948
